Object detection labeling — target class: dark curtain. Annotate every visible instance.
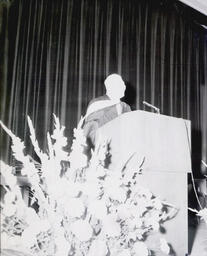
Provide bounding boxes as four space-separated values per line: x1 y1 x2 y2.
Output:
0 0 207 176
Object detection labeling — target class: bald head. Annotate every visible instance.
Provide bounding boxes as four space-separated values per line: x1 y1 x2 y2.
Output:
104 74 126 100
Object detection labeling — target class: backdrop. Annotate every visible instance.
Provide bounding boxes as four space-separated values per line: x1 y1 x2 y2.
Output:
0 0 207 176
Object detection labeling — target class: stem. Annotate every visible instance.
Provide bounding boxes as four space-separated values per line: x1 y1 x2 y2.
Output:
190 172 203 210
3 185 10 192
188 207 198 214
161 200 179 210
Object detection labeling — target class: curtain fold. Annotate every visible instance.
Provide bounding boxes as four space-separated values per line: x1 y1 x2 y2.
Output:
0 0 206 176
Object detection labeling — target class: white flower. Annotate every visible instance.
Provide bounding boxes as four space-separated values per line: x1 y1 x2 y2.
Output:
0 161 17 188
197 208 207 223
1 232 12 249
50 214 63 231
135 229 145 240
150 209 161 219
24 207 40 223
39 219 52 232
150 220 160 231
134 199 148 216
152 198 163 210
54 232 70 256
4 191 16 204
144 216 160 231
102 215 121 237
1 233 24 250
47 180 65 198
117 204 131 219
69 151 88 170
72 127 87 146
51 115 68 149
160 238 170 254
128 204 146 219
82 181 102 199
85 169 98 182
70 220 93 241
127 231 137 241
144 210 161 231
88 199 107 220
21 228 38 248
136 187 152 200
132 216 143 229
104 176 126 202
6 175 17 188
132 241 148 256
125 217 142 232
69 126 88 171
64 198 85 218
135 196 150 207
117 249 131 256
10 137 25 163
104 174 122 187
107 187 126 203
62 180 81 197
21 220 51 249
23 220 50 236
95 165 107 178
3 203 16 216
88 239 108 256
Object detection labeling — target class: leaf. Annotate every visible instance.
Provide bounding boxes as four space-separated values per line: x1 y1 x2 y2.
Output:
27 116 46 160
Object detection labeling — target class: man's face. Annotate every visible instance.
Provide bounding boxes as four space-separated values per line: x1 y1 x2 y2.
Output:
106 80 126 100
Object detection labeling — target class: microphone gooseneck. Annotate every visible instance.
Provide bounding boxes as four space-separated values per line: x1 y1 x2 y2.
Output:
143 101 160 114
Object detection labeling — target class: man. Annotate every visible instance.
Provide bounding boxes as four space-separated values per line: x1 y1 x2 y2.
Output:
83 74 131 147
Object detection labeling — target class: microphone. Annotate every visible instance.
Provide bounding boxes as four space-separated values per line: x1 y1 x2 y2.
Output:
143 101 160 114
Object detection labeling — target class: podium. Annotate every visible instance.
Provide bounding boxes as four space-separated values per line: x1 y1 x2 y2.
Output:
96 110 191 256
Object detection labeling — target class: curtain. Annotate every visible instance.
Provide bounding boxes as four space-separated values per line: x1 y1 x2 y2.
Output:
0 0 207 176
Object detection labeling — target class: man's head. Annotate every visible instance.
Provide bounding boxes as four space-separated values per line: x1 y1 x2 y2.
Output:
104 74 126 100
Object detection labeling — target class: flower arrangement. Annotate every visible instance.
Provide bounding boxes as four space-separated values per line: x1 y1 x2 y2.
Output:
1 115 179 256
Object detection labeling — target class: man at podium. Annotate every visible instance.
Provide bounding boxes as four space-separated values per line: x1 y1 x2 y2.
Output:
83 74 131 146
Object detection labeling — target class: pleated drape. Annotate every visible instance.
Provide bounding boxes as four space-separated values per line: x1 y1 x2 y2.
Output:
0 0 206 176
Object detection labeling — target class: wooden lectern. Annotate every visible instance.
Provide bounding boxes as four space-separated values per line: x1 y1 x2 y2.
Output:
96 110 191 256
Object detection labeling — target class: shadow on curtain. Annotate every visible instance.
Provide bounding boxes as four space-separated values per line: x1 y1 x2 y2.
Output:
0 0 206 176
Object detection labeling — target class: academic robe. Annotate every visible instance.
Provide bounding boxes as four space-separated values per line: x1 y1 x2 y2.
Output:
83 95 131 146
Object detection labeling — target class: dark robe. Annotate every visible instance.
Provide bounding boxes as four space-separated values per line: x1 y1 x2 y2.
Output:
83 95 131 146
